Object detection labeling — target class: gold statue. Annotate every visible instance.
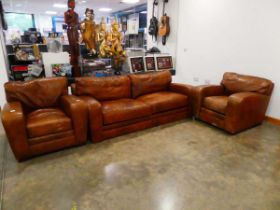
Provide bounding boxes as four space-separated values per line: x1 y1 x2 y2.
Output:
80 8 96 54
109 18 126 70
109 18 126 58
97 17 112 58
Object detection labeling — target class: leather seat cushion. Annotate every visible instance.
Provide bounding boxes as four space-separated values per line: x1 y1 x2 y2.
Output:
203 96 228 115
137 91 188 114
101 99 153 125
27 109 72 138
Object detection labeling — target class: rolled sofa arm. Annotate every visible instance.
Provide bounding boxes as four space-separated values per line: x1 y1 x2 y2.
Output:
225 92 270 133
1 102 29 161
192 85 225 117
61 95 88 144
78 96 103 142
169 83 193 96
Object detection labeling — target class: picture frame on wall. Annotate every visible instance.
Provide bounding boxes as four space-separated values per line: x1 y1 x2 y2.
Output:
144 56 157 72
155 55 173 70
129 56 145 73
51 63 72 77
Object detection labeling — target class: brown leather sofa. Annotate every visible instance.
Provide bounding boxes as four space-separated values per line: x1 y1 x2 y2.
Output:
193 72 274 134
1 77 88 161
73 70 192 142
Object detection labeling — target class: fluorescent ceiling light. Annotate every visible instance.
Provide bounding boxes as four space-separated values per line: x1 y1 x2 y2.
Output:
140 11 147 14
53 3 67 8
45 11 57 15
121 0 140 4
99 8 112 12
78 0 87 4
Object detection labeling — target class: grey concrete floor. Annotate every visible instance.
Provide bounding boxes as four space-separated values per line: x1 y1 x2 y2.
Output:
0 119 280 210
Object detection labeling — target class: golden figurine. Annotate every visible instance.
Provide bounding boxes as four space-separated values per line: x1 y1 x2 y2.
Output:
109 18 126 71
80 8 97 54
109 18 126 58
97 17 112 58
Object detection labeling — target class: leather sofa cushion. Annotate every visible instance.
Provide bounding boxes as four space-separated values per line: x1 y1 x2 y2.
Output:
129 70 172 98
203 96 228 115
137 91 188 114
222 72 274 96
75 76 131 101
101 99 153 125
4 77 68 109
27 109 72 138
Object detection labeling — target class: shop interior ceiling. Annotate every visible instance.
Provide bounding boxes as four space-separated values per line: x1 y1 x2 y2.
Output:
2 0 147 18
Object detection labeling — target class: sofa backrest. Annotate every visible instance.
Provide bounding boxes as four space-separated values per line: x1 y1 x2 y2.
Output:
4 77 68 109
221 72 274 96
75 76 131 101
129 70 172 98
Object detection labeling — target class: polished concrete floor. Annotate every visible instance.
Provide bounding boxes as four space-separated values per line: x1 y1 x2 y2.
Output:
0 120 280 210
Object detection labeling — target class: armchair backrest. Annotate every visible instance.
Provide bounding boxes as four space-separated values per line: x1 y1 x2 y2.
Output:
75 76 131 101
4 77 68 109
221 72 274 96
129 70 172 98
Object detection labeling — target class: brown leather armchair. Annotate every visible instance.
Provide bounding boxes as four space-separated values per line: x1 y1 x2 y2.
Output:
1 77 88 161
193 72 274 134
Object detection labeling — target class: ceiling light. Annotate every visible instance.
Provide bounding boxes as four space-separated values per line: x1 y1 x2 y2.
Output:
121 0 140 4
53 3 67 8
99 8 112 12
78 0 87 4
140 11 147 14
45 11 57 15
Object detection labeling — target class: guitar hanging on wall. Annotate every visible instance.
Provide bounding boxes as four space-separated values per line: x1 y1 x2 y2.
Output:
148 0 159 41
158 0 170 45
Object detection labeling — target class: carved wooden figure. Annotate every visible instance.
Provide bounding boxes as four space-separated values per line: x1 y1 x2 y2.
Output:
80 8 97 55
64 0 81 77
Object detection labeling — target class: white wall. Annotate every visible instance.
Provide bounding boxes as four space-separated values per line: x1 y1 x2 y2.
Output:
147 0 179 67
174 0 280 119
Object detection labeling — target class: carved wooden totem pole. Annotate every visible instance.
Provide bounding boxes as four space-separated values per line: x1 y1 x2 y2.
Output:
64 0 81 77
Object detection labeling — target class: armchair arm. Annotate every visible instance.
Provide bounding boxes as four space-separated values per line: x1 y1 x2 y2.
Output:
192 85 225 117
1 102 29 161
61 95 88 144
78 96 103 142
225 92 270 133
169 83 193 96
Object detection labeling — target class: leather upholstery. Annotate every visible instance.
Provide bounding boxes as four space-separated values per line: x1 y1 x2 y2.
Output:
222 72 274 95
101 99 153 125
27 109 72 138
5 77 68 109
1 77 88 161
75 76 131 101
193 72 274 134
203 96 228 115
129 70 172 98
75 71 192 142
137 91 188 114
192 85 225 117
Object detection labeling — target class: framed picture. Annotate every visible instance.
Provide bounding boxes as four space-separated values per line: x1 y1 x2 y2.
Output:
129 56 145 73
144 56 156 71
51 63 72 77
156 55 173 70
